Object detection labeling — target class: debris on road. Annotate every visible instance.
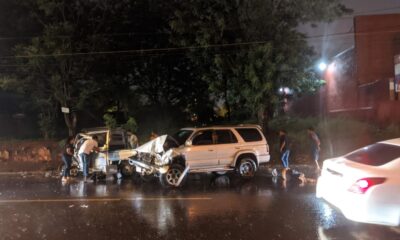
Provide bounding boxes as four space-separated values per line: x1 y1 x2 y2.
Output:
44 171 52 178
269 167 317 184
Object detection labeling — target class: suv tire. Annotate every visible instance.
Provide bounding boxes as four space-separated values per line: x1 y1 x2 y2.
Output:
58 163 79 177
236 158 256 179
160 164 186 187
69 166 79 177
119 161 134 177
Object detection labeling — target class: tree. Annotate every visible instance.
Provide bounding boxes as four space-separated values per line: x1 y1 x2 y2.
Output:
170 0 351 131
1 0 213 137
2 0 156 136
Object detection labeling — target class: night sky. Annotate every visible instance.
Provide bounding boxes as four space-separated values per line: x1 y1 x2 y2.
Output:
299 0 400 60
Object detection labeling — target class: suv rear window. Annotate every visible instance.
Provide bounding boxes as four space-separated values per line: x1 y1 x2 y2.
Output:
109 133 126 151
345 143 400 166
235 128 263 142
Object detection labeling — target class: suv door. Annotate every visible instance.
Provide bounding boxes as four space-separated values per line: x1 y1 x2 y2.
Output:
185 130 218 169
108 131 128 163
215 129 239 167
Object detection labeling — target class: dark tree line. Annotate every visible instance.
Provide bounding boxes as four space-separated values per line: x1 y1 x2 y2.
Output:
0 0 350 138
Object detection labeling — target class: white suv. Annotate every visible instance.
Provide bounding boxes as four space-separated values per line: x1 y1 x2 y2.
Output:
128 125 270 187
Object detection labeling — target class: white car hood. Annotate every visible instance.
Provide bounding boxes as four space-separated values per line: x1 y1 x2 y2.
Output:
135 135 168 154
132 135 181 166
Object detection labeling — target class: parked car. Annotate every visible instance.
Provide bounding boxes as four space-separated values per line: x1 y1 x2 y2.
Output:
316 138 400 226
61 127 136 178
128 125 270 187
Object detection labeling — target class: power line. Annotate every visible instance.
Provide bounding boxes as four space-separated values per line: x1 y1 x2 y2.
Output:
0 31 171 41
306 26 400 40
350 6 400 15
0 41 273 59
1 6 399 41
0 28 398 60
331 6 400 20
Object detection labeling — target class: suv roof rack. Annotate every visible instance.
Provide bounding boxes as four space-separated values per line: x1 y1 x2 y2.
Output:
81 126 125 133
182 124 262 130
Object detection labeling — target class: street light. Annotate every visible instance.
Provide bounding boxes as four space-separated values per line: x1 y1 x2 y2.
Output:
318 62 327 72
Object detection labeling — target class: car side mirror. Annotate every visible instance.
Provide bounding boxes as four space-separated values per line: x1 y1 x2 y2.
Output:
185 140 192 147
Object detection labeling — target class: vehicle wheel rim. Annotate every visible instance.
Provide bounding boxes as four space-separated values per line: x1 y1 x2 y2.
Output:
122 165 132 175
166 168 182 185
70 168 78 177
240 162 254 177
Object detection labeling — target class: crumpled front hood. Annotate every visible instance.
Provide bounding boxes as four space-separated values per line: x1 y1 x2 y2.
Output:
135 135 168 154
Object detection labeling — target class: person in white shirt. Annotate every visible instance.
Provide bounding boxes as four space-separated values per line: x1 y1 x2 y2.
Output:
78 135 99 181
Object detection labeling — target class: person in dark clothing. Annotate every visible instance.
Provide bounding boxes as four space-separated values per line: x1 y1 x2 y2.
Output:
279 130 291 172
308 127 321 171
61 136 74 183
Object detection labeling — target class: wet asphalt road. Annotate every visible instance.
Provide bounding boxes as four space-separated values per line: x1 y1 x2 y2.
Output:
0 172 399 240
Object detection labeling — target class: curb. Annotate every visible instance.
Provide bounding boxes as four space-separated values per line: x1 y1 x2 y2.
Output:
0 171 50 176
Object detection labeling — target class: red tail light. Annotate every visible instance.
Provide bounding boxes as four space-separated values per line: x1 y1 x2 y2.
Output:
348 178 386 194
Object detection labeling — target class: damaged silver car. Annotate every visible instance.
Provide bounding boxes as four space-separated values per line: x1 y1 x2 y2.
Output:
128 125 270 187
60 127 136 179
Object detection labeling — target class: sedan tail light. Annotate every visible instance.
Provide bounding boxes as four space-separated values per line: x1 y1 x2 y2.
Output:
348 178 386 194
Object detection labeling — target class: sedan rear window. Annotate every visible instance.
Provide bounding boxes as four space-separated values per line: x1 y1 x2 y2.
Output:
235 128 263 142
345 143 400 166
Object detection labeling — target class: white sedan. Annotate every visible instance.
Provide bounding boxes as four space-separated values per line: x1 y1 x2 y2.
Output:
316 138 400 226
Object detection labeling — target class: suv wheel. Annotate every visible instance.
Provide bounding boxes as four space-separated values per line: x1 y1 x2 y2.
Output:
58 163 79 177
212 171 227 176
160 164 185 187
69 166 79 177
119 161 134 177
237 158 256 179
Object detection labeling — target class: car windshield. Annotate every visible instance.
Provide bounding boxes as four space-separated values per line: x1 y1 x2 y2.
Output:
345 143 400 166
171 129 193 146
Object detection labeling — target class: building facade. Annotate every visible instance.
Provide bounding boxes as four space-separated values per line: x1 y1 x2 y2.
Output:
324 14 400 123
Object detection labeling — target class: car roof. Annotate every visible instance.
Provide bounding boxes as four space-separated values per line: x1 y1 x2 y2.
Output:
379 138 400 146
81 126 125 133
181 124 262 131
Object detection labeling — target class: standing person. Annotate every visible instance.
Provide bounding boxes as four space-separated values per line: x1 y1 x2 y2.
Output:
150 131 158 140
279 130 291 180
61 136 74 183
78 135 99 182
128 131 139 148
308 127 321 171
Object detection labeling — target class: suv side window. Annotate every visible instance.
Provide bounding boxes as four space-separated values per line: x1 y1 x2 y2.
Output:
91 133 107 148
216 130 238 144
109 133 126 151
235 128 263 142
192 130 214 146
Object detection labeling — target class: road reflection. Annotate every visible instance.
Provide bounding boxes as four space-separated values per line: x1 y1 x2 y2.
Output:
17 173 398 239
124 174 276 235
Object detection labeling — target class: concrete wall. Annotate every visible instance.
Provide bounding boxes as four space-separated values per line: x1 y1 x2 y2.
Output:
0 140 60 163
